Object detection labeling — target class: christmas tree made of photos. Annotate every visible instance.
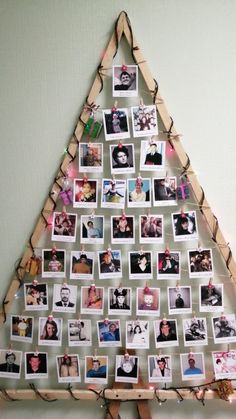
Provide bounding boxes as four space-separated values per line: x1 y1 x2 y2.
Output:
1 11 236 404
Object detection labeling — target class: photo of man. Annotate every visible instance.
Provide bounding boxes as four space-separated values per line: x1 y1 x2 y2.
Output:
0 351 21 378
53 284 77 313
103 108 130 140
85 356 108 384
80 215 104 244
113 65 138 97
108 288 131 315
42 249 66 278
70 251 94 280
25 352 48 379
98 250 122 279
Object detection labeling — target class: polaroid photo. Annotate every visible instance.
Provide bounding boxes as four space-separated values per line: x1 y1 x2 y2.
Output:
101 179 126 209
136 287 160 317
24 282 48 311
154 319 179 348
127 178 151 208
97 319 121 348
68 319 92 347
25 352 48 380
56 354 81 383
85 356 108 384
126 320 150 349
183 317 208 347
42 249 66 278
168 286 192 315
113 65 138 97
129 251 152 280
172 211 198 242
153 177 177 206
102 108 130 141
98 250 122 279
148 355 172 383
79 142 103 173
0 350 22 379
212 314 236 344
139 215 164 244
51 212 77 243
110 143 135 175
11 315 34 343
80 286 104 315
73 178 98 208
38 317 63 346
115 355 139 384
180 352 205 381
108 287 132 316
188 248 214 278
111 215 135 244
157 251 180 280
80 215 104 244
140 140 165 171
131 105 158 137
53 284 77 313
212 350 236 380
70 250 94 280
199 284 224 312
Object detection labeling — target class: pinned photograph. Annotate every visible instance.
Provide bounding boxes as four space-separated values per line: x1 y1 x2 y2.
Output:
113 65 138 97
110 143 135 174
25 352 48 379
11 315 34 343
97 319 121 347
136 287 160 316
80 286 104 315
42 249 66 278
148 355 172 383
115 354 139 383
180 352 205 381
0 350 22 379
212 314 236 344
70 251 94 280
212 350 236 380
154 319 178 348
51 212 77 242
139 215 163 244
153 177 177 206
101 179 126 209
24 282 48 311
108 287 132 316
131 105 158 137
140 140 165 171
79 142 103 173
183 317 208 347
188 248 214 278
111 215 135 244
126 320 149 349
80 215 104 244
53 284 77 313
129 251 152 280
103 108 130 140
128 178 151 208
73 178 98 208
172 211 198 242
157 251 180 280
38 317 63 346
68 319 92 347
98 250 122 279
56 354 81 383
199 284 223 312
168 286 192 315
85 356 108 384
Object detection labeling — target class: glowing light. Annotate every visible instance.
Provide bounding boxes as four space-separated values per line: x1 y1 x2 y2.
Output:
229 398 232 404
149 385 154 390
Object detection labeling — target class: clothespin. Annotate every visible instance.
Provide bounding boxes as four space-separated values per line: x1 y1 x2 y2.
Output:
83 174 88 184
34 346 39 355
139 246 144 255
188 348 194 358
112 101 118 113
143 282 150 294
121 64 127 72
64 347 69 358
165 245 170 256
121 210 126 220
220 312 226 321
106 244 112 255
51 243 57 255
89 283 96 292
162 313 167 321
93 348 98 361
197 242 202 253
176 281 180 292
192 311 196 320
158 349 162 357
124 350 129 360
89 210 95 220
32 278 38 287
61 206 67 217
227 343 231 353
180 208 186 218
208 278 214 289
118 140 123 149
139 97 144 110
104 317 109 326
81 245 85 253
48 314 54 322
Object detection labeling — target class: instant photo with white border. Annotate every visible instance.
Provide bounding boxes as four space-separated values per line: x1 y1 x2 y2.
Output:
25 352 48 380
111 215 135 244
131 105 158 138
108 287 132 316
157 251 181 280
212 314 236 344
70 250 94 280
98 249 122 279
188 248 214 279
101 179 126 209
52 283 77 313
172 211 198 242
113 65 138 97
140 140 165 171
80 215 104 244
42 249 66 278
51 212 77 243
148 354 172 383
79 142 103 173
68 319 92 347
56 354 81 383
139 214 164 244
24 282 48 311
73 178 98 208
11 315 34 343
97 319 122 348
212 350 236 380
199 284 224 312
102 108 130 141
38 317 63 347
180 352 205 381
0 350 22 379
80 286 104 315
153 177 177 206
154 319 179 348
168 286 192 315
129 251 153 280
126 320 150 349
136 287 160 317
115 355 139 384
183 317 208 347
84 356 108 385
110 143 135 175
127 178 151 208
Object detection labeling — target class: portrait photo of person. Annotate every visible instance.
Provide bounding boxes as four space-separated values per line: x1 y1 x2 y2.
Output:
42 249 66 278
212 314 236 344
24 282 48 311
129 251 152 280
180 353 205 381
183 317 208 347
157 251 180 279
70 251 94 280
68 319 92 347
136 287 160 316
168 286 192 315
53 284 77 313
11 315 33 343
38 317 62 346
25 352 48 379
172 211 198 242
148 355 172 383
188 248 214 278
79 143 103 172
113 65 138 97
126 320 149 349
115 354 139 383
110 144 135 174
128 178 151 208
140 140 165 171
102 108 130 140
80 215 104 244
153 177 177 206
199 284 223 312
212 350 236 380
101 179 126 209
97 320 121 347
111 215 135 244
0 350 22 379
108 287 132 316
139 215 163 243
80 286 104 315
56 354 81 383
98 250 122 279
131 105 158 137
51 212 77 242
85 356 108 384
73 178 98 208
154 319 178 348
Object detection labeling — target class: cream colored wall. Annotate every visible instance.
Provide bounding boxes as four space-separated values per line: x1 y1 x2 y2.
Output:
0 0 236 417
